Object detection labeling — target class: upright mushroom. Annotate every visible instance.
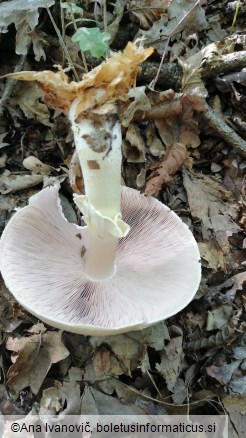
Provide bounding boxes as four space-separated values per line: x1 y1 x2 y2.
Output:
0 41 201 335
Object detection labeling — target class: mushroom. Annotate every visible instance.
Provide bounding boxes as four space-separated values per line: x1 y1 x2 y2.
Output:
0 184 200 335
0 41 201 335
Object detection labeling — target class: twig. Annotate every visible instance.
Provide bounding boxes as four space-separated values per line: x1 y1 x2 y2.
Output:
0 55 27 117
45 6 80 81
149 0 202 90
103 0 107 33
60 0 65 41
201 101 246 158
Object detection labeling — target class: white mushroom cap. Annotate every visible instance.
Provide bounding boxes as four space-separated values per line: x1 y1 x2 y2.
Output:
0 186 201 335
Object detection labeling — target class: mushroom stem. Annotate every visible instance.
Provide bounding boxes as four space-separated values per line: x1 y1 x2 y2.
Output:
69 99 129 280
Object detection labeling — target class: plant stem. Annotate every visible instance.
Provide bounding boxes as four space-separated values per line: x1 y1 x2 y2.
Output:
103 0 108 33
67 1 88 72
230 0 241 34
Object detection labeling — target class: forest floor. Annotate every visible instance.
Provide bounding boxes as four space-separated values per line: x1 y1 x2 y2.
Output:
0 0 245 437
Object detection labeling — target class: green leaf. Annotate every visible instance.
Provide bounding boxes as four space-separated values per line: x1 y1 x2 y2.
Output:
71 27 110 58
60 2 84 15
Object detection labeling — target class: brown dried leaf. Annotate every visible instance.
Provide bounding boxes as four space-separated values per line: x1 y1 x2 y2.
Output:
0 0 55 60
90 333 144 376
6 331 69 396
206 361 241 385
23 156 55 175
123 123 146 162
219 273 246 303
128 0 170 30
145 123 165 157
155 94 201 149
81 385 145 415
156 335 184 392
10 82 52 126
145 143 186 196
198 241 227 271
206 305 233 331
222 396 246 438
120 86 151 127
183 170 239 254
84 347 126 382
138 0 208 54
185 310 242 351
136 168 146 189
40 377 81 415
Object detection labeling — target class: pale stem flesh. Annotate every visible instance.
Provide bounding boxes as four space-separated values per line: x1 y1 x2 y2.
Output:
69 99 129 280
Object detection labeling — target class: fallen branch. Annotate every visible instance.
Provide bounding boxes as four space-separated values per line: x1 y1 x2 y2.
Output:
202 50 246 79
201 101 246 158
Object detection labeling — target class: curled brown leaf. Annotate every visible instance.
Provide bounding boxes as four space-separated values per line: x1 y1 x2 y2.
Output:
145 143 186 196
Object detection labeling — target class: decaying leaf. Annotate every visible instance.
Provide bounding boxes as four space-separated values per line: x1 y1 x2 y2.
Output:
90 333 144 375
81 385 145 415
120 86 151 128
0 0 55 60
0 280 25 332
168 0 208 39
206 360 241 385
40 375 81 415
0 170 44 194
138 0 208 54
145 123 165 157
145 143 186 196
222 396 246 438
180 42 217 96
155 94 201 149
206 305 233 331
185 310 242 351
136 168 146 189
127 0 170 30
123 123 146 163
172 377 187 404
107 0 126 43
23 156 55 175
156 330 184 392
206 14 227 43
198 241 227 271
180 37 244 95
228 376 246 396
84 346 126 382
183 170 239 254
137 15 170 54
6 331 69 397
129 321 170 350
10 82 52 126
217 273 246 303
